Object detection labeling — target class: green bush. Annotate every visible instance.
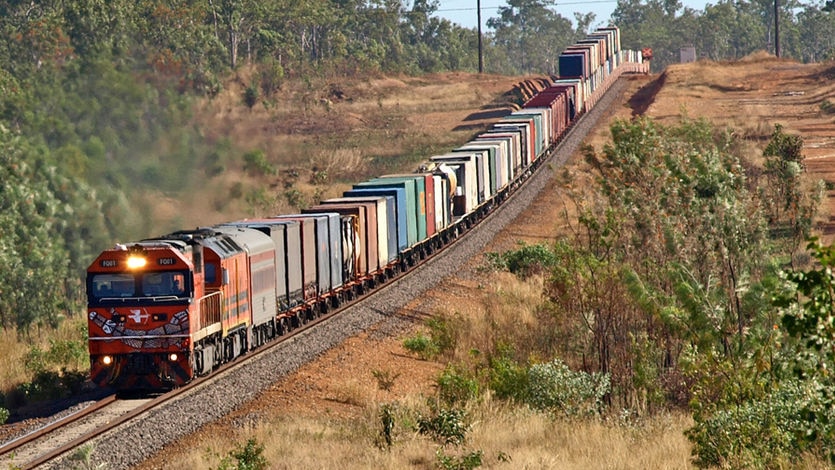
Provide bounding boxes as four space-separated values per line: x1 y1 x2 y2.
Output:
437 366 479 406
0 407 8 425
403 332 437 360
259 59 285 97
216 438 268 470
488 354 529 402
417 407 469 445
436 448 483 470
485 242 558 279
243 85 259 109
15 368 88 404
242 150 275 176
687 380 835 468
820 99 835 115
427 317 456 357
403 317 457 361
376 403 396 449
525 358 610 417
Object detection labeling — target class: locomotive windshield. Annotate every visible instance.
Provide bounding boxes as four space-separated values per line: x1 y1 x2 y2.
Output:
89 271 190 301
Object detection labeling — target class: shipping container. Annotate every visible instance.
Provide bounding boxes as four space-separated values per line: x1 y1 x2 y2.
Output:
312 200 382 272
473 136 513 182
324 196 396 264
272 214 342 293
432 174 448 230
353 179 418 247
430 154 479 215
509 110 547 157
451 148 489 202
482 129 523 170
559 52 587 78
553 78 584 116
456 142 505 194
304 203 375 276
596 26 621 53
282 216 317 299
492 121 532 163
223 219 304 310
373 175 428 241
343 188 407 252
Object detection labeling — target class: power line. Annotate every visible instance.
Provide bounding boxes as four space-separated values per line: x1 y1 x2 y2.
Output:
434 1 617 12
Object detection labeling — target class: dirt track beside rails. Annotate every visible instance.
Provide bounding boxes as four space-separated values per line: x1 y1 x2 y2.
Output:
130 56 835 469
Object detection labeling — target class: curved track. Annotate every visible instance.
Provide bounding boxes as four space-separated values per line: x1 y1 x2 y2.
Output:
12 77 629 470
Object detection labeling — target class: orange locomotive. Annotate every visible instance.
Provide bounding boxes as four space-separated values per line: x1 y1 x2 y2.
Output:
87 228 275 389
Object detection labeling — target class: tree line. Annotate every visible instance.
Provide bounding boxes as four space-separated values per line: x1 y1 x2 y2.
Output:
0 0 587 333
0 0 832 333
614 0 835 72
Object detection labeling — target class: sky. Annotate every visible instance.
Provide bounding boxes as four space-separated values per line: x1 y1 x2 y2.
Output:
432 0 711 31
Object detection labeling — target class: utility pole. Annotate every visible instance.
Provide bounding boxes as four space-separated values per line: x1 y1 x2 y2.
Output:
774 0 780 57
478 0 484 73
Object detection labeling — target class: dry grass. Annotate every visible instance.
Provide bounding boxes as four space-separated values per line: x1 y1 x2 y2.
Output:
0 316 89 397
166 395 695 470
138 69 534 236
0 328 29 393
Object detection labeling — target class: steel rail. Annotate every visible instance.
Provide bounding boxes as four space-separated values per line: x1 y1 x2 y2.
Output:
11 74 633 469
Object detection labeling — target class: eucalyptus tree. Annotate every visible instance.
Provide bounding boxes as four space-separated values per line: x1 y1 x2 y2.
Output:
487 0 580 74
794 5 835 62
613 0 690 71
695 0 764 60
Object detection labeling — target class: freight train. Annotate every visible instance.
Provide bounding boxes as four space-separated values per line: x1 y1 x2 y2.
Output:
86 26 649 390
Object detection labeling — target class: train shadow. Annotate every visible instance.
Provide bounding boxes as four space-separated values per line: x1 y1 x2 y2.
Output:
3 386 115 424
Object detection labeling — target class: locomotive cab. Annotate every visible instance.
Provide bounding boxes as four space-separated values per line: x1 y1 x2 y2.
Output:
87 242 200 390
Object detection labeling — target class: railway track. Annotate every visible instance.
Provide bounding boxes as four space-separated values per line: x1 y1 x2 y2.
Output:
1 76 630 470
0 395 140 469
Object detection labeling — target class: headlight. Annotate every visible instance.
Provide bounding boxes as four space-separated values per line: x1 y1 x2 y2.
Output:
168 353 178 362
102 355 113 365
126 255 147 269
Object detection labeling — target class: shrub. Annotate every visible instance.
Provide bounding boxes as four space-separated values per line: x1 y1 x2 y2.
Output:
402 316 456 361
403 332 437 360
371 369 400 391
258 59 284 96
436 448 483 470
525 358 610 417
15 368 88 404
417 407 469 445
377 403 396 449
242 150 275 176
0 407 8 425
283 188 305 209
687 380 835 468
485 242 558 278
427 317 456 357
243 85 259 109
216 438 268 470
437 366 479 406
820 99 835 115
488 354 529 402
